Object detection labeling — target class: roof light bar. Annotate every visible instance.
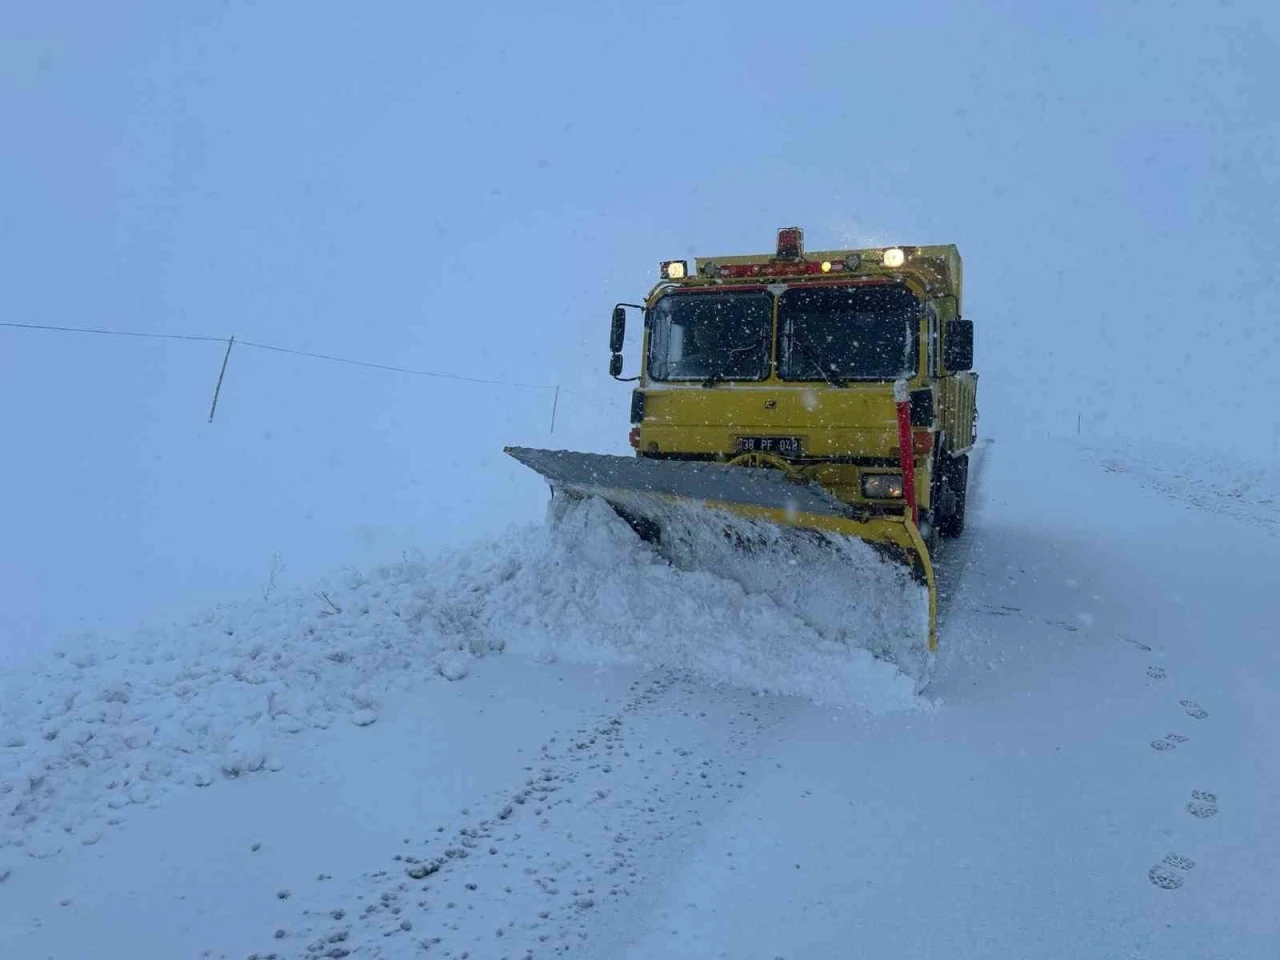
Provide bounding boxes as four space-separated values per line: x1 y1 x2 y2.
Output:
712 260 856 279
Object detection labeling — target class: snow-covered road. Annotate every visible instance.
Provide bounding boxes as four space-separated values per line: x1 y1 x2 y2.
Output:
2 439 1277 959
621 440 1280 959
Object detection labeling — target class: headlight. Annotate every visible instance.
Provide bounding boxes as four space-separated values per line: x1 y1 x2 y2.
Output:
861 473 904 499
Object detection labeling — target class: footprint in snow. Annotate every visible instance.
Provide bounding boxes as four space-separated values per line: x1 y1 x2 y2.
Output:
1148 864 1183 889
1148 854 1195 890
1150 731 1188 751
1187 790 1219 819
1180 699 1209 720
1146 666 1167 680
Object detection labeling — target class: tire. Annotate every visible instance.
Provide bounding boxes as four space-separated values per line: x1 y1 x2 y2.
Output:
936 453 969 539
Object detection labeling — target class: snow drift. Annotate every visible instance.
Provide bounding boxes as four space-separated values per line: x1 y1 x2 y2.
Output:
0 495 921 862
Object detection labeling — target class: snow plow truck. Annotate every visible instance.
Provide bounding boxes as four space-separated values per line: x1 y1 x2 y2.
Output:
507 227 977 672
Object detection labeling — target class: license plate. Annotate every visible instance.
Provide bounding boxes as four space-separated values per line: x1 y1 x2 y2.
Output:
734 436 803 456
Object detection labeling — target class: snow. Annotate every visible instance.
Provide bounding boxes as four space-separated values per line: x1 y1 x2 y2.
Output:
511 494 928 699
0 492 921 864
3 437 1278 959
1086 437 1280 535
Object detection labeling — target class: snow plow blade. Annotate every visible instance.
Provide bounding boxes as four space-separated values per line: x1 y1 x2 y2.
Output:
504 446 937 660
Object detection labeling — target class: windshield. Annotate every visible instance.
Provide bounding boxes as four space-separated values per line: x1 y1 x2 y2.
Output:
647 291 772 382
778 285 919 382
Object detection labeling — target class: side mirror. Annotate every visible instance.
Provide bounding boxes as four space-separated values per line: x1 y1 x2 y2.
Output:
610 305 627 354
609 353 624 378
944 319 973 371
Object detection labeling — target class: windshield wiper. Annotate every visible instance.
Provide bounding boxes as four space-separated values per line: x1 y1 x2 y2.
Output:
701 336 765 388
789 332 848 387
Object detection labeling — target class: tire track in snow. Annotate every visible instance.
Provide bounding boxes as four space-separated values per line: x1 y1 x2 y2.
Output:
1089 442 1279 536
252 670 795 958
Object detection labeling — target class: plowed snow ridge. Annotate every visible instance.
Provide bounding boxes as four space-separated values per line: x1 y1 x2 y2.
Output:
1088 439 1280 533
0 496 922 862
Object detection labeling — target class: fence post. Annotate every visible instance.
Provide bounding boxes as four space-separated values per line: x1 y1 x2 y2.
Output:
208 336 236 422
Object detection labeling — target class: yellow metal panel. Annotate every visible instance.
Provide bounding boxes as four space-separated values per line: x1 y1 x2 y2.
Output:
937 374 979 455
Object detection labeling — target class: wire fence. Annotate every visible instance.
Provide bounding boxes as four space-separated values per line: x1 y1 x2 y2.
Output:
1 320 226 344
0 319 617 431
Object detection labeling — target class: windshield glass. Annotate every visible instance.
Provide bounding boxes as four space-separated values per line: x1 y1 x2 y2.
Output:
778 284 919 382
647 291 772 382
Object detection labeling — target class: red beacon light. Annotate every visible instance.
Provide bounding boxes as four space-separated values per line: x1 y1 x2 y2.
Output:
775 226 804 260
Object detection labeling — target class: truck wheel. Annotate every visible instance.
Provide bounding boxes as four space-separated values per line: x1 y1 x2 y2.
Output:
937 453 968 539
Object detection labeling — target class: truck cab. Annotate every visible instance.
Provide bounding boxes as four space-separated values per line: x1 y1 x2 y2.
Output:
610 227 978 541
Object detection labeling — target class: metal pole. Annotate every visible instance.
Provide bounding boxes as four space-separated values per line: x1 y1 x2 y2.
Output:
549 385 560 434
208 336 235 422
893 379 918 525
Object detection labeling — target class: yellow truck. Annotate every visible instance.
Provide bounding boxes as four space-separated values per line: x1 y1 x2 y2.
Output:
508 227 977 664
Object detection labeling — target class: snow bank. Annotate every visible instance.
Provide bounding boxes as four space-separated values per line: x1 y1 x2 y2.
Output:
0 495 921 861
488 494 929 694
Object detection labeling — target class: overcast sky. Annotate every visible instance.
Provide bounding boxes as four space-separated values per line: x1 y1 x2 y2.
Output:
2 0 1277 664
